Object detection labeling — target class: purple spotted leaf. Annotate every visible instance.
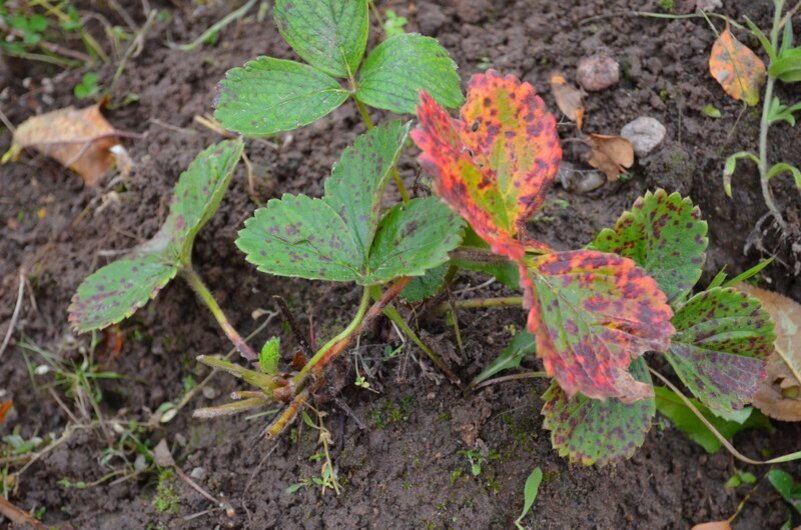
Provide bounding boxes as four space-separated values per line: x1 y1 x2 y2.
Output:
526 251 674 402
665 287 775 414
69 140 244 332
237 121 463 284
589 189 708 305
542 358 655 466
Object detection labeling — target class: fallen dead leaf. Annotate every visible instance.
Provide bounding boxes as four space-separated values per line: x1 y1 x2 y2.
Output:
549 72 584 129
585 133 634 181
0 399 12 425
737 283 801 421
692 521 731 530
3 103 125 186
709 27 766 106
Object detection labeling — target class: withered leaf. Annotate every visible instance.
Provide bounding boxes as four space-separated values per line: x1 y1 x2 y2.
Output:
549 72 584 129
5 103 122 186
691 521 732 530
585 133 634 182
737 284 801 421
709 28 766 106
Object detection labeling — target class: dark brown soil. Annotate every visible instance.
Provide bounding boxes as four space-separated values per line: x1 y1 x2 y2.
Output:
2 0 801 528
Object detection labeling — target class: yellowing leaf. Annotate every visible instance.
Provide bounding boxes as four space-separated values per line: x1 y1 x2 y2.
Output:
549 72 584 129
709 28 766 106
737 283 801 421
4 104 121 186
692 521 732 530
585 133 634 182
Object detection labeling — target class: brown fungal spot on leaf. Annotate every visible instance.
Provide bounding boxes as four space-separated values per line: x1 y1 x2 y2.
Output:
3 103 125 186
585 133 634 182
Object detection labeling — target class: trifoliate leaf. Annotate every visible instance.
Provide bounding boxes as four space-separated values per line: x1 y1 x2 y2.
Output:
542 358 655 466
69 255 178 333
590 189 708 305
665 287 774 414
214 57 349 136
69 140 243 333
273 0 368 78
357 33 463 114
526 251 674 402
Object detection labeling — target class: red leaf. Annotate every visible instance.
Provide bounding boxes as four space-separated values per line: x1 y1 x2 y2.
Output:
526 250 674 401
412 70 562 262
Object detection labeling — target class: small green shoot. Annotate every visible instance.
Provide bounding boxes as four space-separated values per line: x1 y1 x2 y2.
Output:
74 72 99 99
702 105 722 118
724 470 757 489
515 467 543 530
383 9 408 38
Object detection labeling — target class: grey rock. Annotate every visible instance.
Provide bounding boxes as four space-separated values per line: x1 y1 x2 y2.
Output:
621 117 667 157
558 162 606 194
576 54 620 91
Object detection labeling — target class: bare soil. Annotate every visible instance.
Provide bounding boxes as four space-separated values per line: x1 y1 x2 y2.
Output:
1 0 801 528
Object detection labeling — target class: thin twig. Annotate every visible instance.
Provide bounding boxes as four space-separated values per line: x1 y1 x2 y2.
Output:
472 371 548 391
110 10 157 95
0 497 44 529
273 296 312 358
0 269 26 360
170 0 258 51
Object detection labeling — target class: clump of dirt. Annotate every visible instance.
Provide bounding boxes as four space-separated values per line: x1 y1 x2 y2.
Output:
1 0 800 528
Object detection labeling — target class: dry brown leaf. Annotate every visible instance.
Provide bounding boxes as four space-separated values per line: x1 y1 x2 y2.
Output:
585 133 634 182
692 521 731 530
3 103 121 186
549 72 584 129
737 283 801 421
709 28 766 106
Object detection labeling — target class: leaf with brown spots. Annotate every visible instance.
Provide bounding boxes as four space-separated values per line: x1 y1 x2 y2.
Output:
542 358 654 466
590 189 708 305
585 133 634 182
412 70 562 263
69 140 244 333
709 28 766 106
3 103 124 186
525 250 674 401
737 284 801 421
549 72 584 129
665 287 774 414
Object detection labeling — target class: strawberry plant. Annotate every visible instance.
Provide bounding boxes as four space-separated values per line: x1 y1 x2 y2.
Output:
68 0 798 469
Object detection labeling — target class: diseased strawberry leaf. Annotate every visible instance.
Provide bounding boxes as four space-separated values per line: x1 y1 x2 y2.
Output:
214 58 349 136
69 255 178 333
273 0 368 79
526 250 674 402
412 70 561 260
356 34 463 115
541 358 654 466
589 189 708 306
665 287 774 414
69 140 244 333
237 121 463 284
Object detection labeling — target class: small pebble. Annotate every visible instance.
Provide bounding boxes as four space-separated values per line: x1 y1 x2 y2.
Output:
190 467 207 480
558 161 606 194
576 54 620 91
202 386 219 400
620 117 667 157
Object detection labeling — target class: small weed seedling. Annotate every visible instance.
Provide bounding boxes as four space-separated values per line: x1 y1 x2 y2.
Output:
69 0 801 477
712 0 801 228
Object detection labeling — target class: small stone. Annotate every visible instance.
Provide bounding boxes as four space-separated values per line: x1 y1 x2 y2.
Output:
576 54 620 92
190 467 207 480
202 386 219 400
620 117 667 157
557 161 606 194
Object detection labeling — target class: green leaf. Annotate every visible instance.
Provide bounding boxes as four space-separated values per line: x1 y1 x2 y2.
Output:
766 162 801 192
259 337 281 375
767 97 801 126
590 189 708 305
237 122 462 284
364 197 463 283
471 331 536 386
702 105 722 118
770 48 801 83
541 358 655 466
767 469 801 515
324 120 411 256
69 141 243 333
196 355 277 393
515 467 542 527
68 255 178 333
665 287 775 414
273 0 368 78
401 263 449 302
165 140 244 264
356 33 463 114
654 386 771 453
214 57 349 136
